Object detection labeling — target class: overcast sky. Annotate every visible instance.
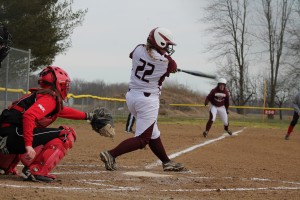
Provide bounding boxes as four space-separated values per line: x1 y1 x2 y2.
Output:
53 0 217 94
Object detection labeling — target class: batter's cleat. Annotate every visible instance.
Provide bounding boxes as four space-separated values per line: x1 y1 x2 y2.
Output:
100 151 117 171
203 131 208 138
285 134 289 140
226 130 233 135
162 160 185 172
21 167 54 182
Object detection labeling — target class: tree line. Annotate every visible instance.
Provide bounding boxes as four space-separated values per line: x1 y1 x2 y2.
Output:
1 0 299 118
203 0 300 116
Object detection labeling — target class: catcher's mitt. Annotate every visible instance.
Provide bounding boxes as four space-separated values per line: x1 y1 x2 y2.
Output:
88 108 115 138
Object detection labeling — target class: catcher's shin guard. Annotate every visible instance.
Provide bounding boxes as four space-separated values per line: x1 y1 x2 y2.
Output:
20 126 76 181
0 153 20 175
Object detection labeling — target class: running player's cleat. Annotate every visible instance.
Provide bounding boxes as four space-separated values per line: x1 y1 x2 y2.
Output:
100 151 117 171
285 134 289 140
226 130 232 135
203 131 208 138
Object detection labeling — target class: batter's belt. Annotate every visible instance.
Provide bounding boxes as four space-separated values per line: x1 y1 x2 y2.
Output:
128 88 151 97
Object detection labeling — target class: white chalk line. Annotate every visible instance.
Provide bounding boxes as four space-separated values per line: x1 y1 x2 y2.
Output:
161 186 300 192
1 181 299 193
76 180 140 191
145 128 246 169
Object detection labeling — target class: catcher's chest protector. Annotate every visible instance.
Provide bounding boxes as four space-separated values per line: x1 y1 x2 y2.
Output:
0 89 61 127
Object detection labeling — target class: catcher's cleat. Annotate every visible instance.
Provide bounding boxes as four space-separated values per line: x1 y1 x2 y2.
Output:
203 131 208 138
21 167 54 182
162 160 185 172
100 151 117 171
226 130 232 135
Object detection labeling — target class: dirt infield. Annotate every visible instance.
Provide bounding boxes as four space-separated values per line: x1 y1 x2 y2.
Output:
1 121 300 200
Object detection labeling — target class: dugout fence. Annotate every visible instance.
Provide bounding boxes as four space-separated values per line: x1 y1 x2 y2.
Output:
0 47 31 109
0 87 294 121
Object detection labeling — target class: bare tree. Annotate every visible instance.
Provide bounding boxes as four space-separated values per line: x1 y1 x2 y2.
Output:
274 76 293 119
203 0 255 114
285 0 300 78
260 0 295 116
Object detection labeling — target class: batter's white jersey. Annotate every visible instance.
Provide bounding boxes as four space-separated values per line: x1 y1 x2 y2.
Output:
129 44 169 94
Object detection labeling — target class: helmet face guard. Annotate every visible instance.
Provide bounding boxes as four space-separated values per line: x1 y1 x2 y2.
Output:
166 44 175 55
38 66 71 100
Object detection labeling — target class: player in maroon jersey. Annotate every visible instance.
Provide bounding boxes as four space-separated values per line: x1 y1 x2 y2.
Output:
99 27 185 172
203 78 232 138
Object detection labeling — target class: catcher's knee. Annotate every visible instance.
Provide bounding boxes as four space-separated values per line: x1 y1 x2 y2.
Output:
58 126 76 149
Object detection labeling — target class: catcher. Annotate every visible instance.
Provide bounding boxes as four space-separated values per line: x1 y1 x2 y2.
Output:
0 66 114 182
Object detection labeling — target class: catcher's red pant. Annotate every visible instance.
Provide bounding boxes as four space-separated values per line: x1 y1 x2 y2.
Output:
1 126 76 178
0 153 19 175
2 126 66 154
19 126 76 179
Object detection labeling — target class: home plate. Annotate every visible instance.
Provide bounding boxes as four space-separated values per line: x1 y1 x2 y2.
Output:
123 171 172 177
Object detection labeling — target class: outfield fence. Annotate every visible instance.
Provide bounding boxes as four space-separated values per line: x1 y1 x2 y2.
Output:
0 87 294 121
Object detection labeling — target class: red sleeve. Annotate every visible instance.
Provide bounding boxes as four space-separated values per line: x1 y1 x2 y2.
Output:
58 106 86 120
23 94 57 147
165 55 177 76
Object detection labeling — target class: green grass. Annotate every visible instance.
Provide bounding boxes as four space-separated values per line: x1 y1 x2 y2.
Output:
51 115 298 131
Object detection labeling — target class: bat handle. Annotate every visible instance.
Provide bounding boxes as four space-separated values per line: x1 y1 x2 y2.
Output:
177 68 182 72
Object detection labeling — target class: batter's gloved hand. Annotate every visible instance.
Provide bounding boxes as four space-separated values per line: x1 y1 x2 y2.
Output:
86 107 115 138
170 68 178 73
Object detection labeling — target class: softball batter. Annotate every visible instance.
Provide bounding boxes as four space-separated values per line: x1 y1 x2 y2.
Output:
100 27 185 172
203 78 232 138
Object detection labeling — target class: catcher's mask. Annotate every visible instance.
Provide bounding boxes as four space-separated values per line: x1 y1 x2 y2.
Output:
38 66 71 100
147 27 176 55
0 25 12 66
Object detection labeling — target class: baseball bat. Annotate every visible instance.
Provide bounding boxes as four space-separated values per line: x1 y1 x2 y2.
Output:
177 68 216 79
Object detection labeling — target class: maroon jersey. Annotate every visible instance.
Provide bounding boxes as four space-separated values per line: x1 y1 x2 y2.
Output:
205 86 230 110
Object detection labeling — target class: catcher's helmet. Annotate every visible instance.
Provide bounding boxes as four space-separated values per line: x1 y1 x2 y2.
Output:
217 78 227 85
38 66 71 100
147 27 176 55
0 25 12 66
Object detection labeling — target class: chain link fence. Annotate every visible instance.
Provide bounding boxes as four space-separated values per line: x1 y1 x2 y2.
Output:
0 47 31 109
